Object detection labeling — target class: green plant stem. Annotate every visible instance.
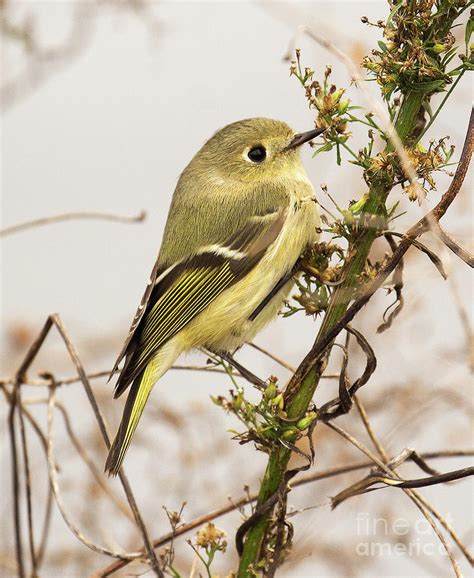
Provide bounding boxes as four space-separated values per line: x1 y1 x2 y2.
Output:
236 90 424 578
340 141 360 161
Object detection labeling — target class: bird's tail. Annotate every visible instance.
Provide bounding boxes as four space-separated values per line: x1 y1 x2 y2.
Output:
105 343 177 476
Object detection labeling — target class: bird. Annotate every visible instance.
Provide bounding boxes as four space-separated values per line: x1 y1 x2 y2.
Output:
105 117 323 476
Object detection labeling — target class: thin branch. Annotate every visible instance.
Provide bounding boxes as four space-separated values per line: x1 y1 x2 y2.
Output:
353 397 474 566
418 70 466 141
432 224 474 267
331 468 473 505
12 315 163 576
354 395 389 462
0 362 335 391
387 232 447 279
51 315 164 576
54 401 134 523
0 210 146 237
0 364 230 389
36 485 53 569
325 422 463 577
296 450 474 487
412 490 474 567
247 342 296 373
391 468 473 489
386 448 441 476
45 381 143 560
1 385 48 456
7 384 25 578
17 392 38 577
3 380 133 565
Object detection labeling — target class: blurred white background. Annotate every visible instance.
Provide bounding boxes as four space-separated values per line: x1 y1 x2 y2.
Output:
1 2 472 577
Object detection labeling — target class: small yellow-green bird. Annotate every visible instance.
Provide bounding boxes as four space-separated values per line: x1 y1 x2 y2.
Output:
105 118 323 476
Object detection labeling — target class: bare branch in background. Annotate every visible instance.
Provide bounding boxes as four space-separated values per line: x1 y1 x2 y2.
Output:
432 224 474 268
7 383 25 577
247 342 297 373
1 0 161 112
325 422 464 577
17 391 37 576
0 210 146 238
342 395 474 567
7 314 164 576
45 379 143 560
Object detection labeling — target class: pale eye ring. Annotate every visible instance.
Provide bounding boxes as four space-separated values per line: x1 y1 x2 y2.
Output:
247 146 267 163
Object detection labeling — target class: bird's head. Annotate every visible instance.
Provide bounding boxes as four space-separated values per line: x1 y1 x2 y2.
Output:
189 117 324 185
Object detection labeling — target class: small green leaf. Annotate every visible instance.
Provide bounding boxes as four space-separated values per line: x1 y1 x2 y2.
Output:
431 43 446 54
462 59 474 71
448 66 465 76
407 79 446 93
444 147 455 163
377 40 388 53
386 0 403 26
296 411 317 431
282 428 299 440
441 46 458 67
312 142 333 157
349 193 369 215
338 100 350 114
465 16 473 49
387 200 400 218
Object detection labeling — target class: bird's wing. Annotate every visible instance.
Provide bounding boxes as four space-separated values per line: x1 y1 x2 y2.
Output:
111 207 287 398
109 257 164 382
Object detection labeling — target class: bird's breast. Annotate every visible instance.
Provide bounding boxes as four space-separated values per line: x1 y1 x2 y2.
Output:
184 183 318 349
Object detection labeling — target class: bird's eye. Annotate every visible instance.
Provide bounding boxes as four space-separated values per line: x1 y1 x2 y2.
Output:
247 146 267 163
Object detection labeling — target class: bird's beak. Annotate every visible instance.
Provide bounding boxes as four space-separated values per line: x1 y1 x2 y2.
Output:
283 127 325 151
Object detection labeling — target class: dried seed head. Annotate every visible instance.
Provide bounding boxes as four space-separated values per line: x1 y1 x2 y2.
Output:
195 523 227 550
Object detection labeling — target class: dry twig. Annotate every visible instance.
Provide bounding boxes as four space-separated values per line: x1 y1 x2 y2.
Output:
325 422 464 577
8 314 164 576
0 210 146 237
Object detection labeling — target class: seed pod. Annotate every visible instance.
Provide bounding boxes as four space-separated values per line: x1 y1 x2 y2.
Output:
338 100 350 115
282 428 299 440
270 393 283 408
296 412 317 431
233 392 243 410
432 43 446 54
264 383 277 400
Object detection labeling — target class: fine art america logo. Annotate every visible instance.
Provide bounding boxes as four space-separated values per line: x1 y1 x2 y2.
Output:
355 512 453 557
